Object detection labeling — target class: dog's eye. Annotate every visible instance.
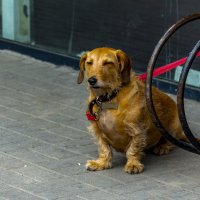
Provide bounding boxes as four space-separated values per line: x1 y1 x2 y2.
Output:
103 61 114 66
86 61 93 65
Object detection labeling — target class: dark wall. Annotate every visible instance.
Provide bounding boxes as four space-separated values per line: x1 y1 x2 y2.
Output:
32 0 200 75
31 0 73 52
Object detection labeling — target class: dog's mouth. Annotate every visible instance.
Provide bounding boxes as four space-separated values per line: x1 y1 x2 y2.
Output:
90 85 101 89
89 81 104 89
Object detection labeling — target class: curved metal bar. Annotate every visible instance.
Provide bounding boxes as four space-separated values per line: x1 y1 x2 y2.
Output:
177 40 200 151
145 13 200 154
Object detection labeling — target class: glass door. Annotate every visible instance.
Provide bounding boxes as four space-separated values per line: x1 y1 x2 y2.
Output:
2 0 30 43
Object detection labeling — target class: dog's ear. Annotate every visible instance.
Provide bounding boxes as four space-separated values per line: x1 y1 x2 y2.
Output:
77 53 87 84
116 50 132 85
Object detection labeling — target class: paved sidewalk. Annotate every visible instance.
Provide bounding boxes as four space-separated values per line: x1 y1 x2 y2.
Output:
0 50 199 200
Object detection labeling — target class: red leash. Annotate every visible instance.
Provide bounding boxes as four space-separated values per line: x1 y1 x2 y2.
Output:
86 51 200 121
138 51 200 80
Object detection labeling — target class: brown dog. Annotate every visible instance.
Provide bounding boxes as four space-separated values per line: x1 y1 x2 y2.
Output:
77 47 187 174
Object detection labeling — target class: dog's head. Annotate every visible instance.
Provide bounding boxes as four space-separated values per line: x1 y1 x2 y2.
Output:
77 47 132 92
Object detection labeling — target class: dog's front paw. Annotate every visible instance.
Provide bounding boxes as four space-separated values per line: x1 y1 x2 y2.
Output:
86 159 112 171
124 162 144 174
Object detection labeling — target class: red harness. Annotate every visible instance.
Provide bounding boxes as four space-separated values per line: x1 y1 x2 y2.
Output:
86 52 200 121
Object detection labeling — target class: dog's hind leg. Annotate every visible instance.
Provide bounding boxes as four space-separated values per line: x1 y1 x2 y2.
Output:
153 117 183 155
153 139 174 155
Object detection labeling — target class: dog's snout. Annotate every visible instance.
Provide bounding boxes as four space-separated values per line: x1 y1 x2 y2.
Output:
88 76 97 86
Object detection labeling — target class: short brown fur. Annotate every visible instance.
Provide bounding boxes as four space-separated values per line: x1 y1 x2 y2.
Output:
77 47 188 174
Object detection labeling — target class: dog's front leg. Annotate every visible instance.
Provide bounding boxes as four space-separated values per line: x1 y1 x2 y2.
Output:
86 125 112 171
124 134 145 174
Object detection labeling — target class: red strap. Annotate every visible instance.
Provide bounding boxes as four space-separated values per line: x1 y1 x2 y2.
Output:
138 51 200 81
86 111 96 121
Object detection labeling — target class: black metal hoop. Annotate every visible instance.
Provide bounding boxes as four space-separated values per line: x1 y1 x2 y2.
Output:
177 40 200 151
145 13 200 154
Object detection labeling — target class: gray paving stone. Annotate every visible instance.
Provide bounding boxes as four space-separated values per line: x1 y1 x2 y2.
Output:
0 128 31 147
78 190 127 200
13 164 64 182
39 155 89 170
0 153 27 170
55 126 89 139
56 196 85 200
149 185 200 200
96 166 148 184
72 172 124 190
22 177 95 200
145 170 200 192
191 185 200 196
43 113 89 132
58 106 87 121
0 181 13 193
49 162 90 176
0 168 38 187
0 197 10 200
109 176 161 195
1 188 47 200
8 148 57 165
30 144 78 160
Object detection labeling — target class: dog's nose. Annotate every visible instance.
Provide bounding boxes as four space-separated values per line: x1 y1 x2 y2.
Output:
88 76 97 86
